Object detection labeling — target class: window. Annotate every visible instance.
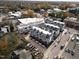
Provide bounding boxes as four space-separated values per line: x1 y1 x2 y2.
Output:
46 34 50 39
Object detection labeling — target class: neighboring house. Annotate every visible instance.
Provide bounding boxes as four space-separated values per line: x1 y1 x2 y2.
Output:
17 18 45 33
8 11 22 18
64 17 79 30
47 9 53 14
1 26 10 33
53 8 62 12
67 8 78 14
17 24 29 33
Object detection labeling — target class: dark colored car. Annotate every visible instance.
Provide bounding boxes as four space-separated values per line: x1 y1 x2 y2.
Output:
60 44 65 50
65 48 71 53
71 50 75 56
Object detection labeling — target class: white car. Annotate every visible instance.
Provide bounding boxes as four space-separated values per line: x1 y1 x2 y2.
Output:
71 37 74 41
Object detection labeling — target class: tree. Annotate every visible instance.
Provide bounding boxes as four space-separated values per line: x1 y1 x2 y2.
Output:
43 12 49 17
62 12 70 17
36 3 51 10
22 9 36 17
0 38 8 49
37 4 42 10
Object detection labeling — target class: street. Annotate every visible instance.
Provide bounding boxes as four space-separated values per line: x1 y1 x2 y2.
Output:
62 28 79 59
43 28 73 59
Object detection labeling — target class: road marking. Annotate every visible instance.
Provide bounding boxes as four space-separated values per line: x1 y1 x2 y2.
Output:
58 34 74 58
43 31 65 59
62 29 67 36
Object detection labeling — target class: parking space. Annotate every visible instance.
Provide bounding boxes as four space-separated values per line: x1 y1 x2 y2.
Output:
24 33 46 53
62 32 79 59
26 43 44 59
42 28 79 59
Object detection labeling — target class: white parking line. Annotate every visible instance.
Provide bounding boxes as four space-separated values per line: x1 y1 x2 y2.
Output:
58 34 74 58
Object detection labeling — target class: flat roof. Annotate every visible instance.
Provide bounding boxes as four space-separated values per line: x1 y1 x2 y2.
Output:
17 24 28 29
32 26 51 35
18 18 44 25
10 11 21 17
53 21 65 24
45 23 60 29
53 8 62 12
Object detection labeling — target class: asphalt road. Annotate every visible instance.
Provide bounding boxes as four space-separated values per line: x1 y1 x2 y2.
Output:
62 28 79 59
43 28 72 59
63 41 79 59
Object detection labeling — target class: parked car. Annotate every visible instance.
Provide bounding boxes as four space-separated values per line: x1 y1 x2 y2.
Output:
71 37 75 41
54 56 58 59
60 44 65 50
34 48 39 51
65 48 71 53
27 43 33 48
71 50 75 56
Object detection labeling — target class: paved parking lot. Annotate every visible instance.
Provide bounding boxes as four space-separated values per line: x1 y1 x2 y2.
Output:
25 34 46 53
62 35 79 59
